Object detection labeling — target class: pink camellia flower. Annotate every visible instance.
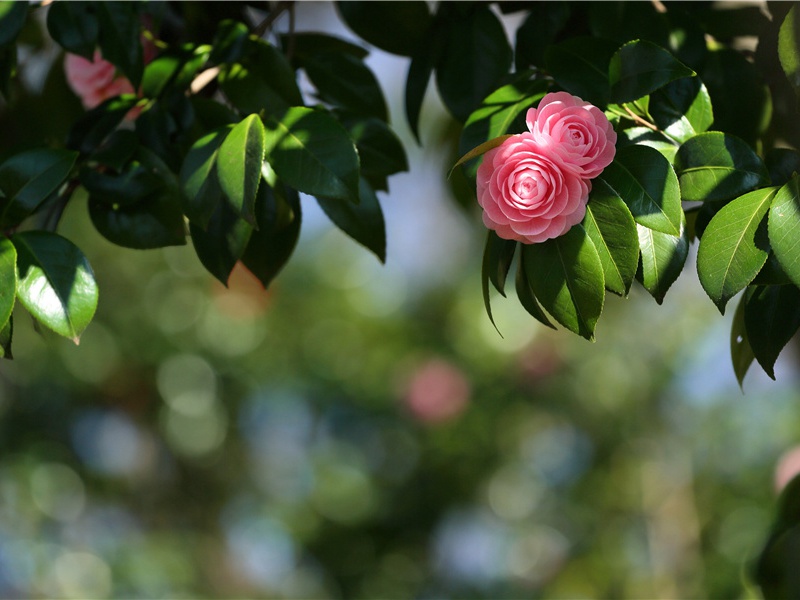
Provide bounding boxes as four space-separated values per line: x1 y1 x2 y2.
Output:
402 358 471 425
477 133 590 244
64 51 136 110
526 91 617 179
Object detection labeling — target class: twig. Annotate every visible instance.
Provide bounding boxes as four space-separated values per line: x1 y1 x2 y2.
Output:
623 105 659 132
253 1 295 38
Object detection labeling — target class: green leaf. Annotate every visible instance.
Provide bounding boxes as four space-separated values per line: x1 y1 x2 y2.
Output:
345 117 408 192
0 148 78 228
0 237 16 332
649 77 713 143
481 230 513 332
744 284 800 380
674 131 769 203
12 231 98 343
697 187 777 313
523 225 605 340
81 162 164 208
514 2 571 70
618 127 678 162
209 19 249 65
263 107 360 204
730 292 754 388
90 129 138 171
769 175 800 288
216 115 266 226
545 36 618 108
284 32 368 62
0 1 28 47
636 216 689 304
451 135 514 179
46 1 98 60
405 42 437 143
598 144 682 236
583 181 640 296
767 148 800 187
779 5 800 93
67 95 139 155
190 201 253 285
241 182 302 289
609 39 695 104
316 178 385 262
96 2 143 88
515 252 556 331
180 126 231 229
336 1 431 57
434 5 512 123
0 316 12 359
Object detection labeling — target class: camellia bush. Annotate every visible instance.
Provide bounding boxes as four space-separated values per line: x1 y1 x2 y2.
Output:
2 0 800 594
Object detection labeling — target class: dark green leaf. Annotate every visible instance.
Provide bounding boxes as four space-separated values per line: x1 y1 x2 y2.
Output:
316 178 385 262
769 175 800 288
768 148 800 187
0 237 16 332
609 40 695 104
263 107 360 204
405 42 437 143
730 293 755 388
0 44 15 100
435 6 512 122
180 126 231 229
752 252 794 286
598 144 682 236
649 77 713 143
66 95 139 155
588 2 670 46
284 32 368 62
514 2 571 70
345 117 408 192
90 129 138 171
217 115 266 225
12 231 98 343
0 148 78 228
756 510 800 598
744 284 800 379
0 1 28 47
697 187 777 313
674 131 770 202
96 2 143 88
779 5 800 93
336 1 431 57
241 182 302 289
515 249 556 330
523 225 605 340
190 200 253 285
583 181 640 296
0 316 12 359
81 162 164 208
636 216 689 304
46 1 98 60
545 37 618 108
481 230 508 332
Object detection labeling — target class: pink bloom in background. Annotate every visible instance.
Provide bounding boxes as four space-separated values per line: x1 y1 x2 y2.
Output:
477 133 590 244
402 359 471 425
774 445 800 492
476 91 615 245
526 92 617 179
64 51 136 110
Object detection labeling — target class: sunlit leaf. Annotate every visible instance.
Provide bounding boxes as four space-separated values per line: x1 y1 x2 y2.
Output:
636 216 689 304
217 115 266 226
779 5 800 94
0 237 16 332
649 77 713 143
180 126 231 229
768 175 800 288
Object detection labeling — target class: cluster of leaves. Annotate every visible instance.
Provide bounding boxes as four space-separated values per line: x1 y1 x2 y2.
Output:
442 1 800 387
0 0 408 357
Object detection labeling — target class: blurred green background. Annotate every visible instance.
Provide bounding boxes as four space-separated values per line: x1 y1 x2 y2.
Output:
1 2 799 598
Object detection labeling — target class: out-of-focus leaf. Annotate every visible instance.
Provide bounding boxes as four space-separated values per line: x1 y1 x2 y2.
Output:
209 19 249 65
649 77 713 143
598 144 682 236
316 178 385 262
284 32 368 62
674 132 770 202
0 1 28 47
769 175 800 288
336 1 431 57
46 1 98 60
345 117 408 192
190 200 253 286
767 148 800 187
0 148 78 228
636 215 689 304
303 52 387 122
523 225 605 340
263 107 360 204
779 5 800 94
584 181 639 296
216 115 266 225
744 284 800 379
610 40 695 104
180 126 230 229
0 316 11 359
12 231 98 343
730 293 755 387
67 95 139 155
545 36 618 108
697 187 777 313
96 2 143 87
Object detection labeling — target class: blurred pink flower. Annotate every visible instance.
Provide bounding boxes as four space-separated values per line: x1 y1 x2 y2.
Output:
64 51 136 110
402 359 471 425
775 445 800 492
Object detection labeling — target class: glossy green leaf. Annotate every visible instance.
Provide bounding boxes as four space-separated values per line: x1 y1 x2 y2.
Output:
435 6 512 123
316 178 385 262
303 52 388 122
81 162 164 208
96 2 143 88
767 148 800 187
345 117 408 192
609 40 695 104
451 135 513 179
336 1 431 57
515 249 556 331
697 187 777 313
768 176 800 288
744 284 800 379
12 231 98 343
46 1 99 60
583 181 640 296
216 115 266 226
263 107 360 204
481 230 513 332
180 127 230 229
241 183 302 289
190 201 253 286
0 1 29 47
752 252 793 286
0 237 16 332
67 95 139 155
0 148 78 228
636 216 689 304
674 131 769 202
545 36 618 108
730 292 755 388
649 77 713 143
617 127 678 162
779 5 800 93
514 2 571 70
598 144 682 236
523 225 605 340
